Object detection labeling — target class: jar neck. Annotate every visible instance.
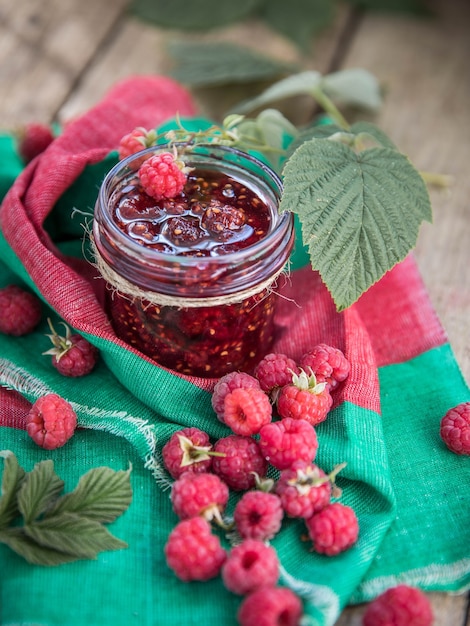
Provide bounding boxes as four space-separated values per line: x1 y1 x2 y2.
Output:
93 145 294 300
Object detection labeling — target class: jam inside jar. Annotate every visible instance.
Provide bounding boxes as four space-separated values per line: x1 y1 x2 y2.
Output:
93 144 294 378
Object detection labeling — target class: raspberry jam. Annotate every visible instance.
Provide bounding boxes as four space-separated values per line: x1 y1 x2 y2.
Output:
93 144 294 378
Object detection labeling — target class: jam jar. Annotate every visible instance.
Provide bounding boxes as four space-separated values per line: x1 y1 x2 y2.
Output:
92 144 294 378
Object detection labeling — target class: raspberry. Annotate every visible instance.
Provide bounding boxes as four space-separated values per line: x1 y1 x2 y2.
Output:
222 539 279 595
259 418 318 471
165 215 205 245
254 353 300 397
201 200 246 239
138 151 189 200
305 502 359 555
233 491 284 541
170 472 229 523
362 584 433 626
26 393 77 450
43 319 98 377
118 126 157 161
211 371 261 421
0 285 42 336
162 427 214 479
238 586 303 626
17 122 54 163
299 344 350 390
223 387 272 436
212 435 267 491
275 461 331 519
277 369 332 426
164 516 226 582
440 402 470 455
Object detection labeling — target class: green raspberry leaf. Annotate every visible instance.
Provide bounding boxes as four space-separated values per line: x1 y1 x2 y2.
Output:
0 527 82 566
46 466 133 523
168 41 296 87
280 139 432 310
17 460 64 524
0 451 26 528
320 68 383 112
131 0 262 30
24 513 128 559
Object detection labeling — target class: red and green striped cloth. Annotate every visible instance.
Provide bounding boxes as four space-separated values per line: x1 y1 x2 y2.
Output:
0 76 468 626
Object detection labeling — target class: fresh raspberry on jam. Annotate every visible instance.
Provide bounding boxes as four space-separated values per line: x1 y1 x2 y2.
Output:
440 401 470 455
238 586 303 626
305 502 359 556
277 369 332 426
221 539 280 596
299 343 350 390
275 461 332 519
170 471 229 523
201 199 246 239
138 151 189 200
211 371 261 422
162 427 214 479
17 122 54 163
254 352 300 398
362 584 434 626
223 387 272 436
26 393 77 450
258 418 318 471
118 126 157 161
164 516 226 582
43 319 99 377
211 435 267 491
233 491 284 542
0 285 42 336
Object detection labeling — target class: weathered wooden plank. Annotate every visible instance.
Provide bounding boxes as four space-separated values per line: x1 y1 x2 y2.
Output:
57 6 353 125
0 0 128 128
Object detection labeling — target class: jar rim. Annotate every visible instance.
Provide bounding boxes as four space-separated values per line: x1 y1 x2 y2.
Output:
95 143 292 270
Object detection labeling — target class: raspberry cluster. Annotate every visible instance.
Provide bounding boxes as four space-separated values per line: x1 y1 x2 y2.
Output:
162 345 357 626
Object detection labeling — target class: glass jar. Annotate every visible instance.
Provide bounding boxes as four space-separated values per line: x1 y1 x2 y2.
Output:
92 144 294 378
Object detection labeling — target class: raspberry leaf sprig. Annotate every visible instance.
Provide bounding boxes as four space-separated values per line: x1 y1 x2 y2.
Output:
0 450 132 566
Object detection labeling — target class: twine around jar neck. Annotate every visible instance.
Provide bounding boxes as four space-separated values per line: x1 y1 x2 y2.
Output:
90 235 287 309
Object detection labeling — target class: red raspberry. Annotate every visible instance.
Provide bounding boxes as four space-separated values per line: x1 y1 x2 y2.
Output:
305 502 359 555
233 491 284 541
277 369 332 426
17 122 54 163
138 151 189 200
212 435 267 491
118 126 157 161
201 200 246 239
162 427 214 479
211 371 261 421
238 586 303 626
362 584 433 626
0 285 42 336
164 516 226 582
259 418 318 471
440 402 470 455
254 352 300 397
43 319 98 377
26 393 77 450
170 472 229 523
222 539 279 595
299 343 350 390
223 387 272 436
275 461 331 519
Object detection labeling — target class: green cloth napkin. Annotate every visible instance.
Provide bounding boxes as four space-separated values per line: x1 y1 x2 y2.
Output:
0 77 469 626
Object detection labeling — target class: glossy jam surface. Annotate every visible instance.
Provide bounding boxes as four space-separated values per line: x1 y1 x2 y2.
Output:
111 168 272 256
106 165 281 378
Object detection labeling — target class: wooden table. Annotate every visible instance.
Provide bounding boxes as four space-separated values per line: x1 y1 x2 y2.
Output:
1 0 468 623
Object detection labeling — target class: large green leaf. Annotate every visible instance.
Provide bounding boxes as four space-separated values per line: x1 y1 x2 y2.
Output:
320 68 382 111
130 0 263 30
17 460 64 524
258 0 334 51
168 41 295 87
0 451 25 528
280 139 432 310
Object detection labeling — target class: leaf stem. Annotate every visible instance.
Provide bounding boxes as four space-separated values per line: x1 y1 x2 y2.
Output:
310 86 350 130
